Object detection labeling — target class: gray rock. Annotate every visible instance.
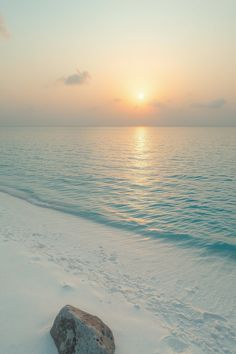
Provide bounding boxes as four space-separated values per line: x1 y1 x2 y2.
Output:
50 305 115 354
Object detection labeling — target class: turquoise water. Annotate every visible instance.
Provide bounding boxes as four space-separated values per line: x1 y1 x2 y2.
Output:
0 127 235 256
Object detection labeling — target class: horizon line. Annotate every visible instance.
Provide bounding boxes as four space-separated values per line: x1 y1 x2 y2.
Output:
0 124 235 128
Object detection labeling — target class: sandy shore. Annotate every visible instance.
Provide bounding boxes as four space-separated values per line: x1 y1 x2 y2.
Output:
0 191 235 354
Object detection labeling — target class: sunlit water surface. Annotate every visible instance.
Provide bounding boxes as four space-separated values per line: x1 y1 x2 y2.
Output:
0 127 235 257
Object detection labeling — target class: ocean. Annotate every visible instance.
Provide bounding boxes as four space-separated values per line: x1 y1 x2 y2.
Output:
0 126 235 257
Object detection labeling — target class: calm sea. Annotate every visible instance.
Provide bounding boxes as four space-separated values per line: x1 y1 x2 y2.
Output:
0 127 235 257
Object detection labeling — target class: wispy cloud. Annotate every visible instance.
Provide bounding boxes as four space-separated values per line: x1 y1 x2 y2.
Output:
191 98 226 109
150 99 165 109
113 98 122 103
0 15 9 38
60 69 91 86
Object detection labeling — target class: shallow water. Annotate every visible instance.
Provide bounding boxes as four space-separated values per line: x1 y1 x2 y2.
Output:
0 126 235 256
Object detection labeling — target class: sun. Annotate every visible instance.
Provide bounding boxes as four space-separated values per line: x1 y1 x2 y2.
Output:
137 92 145 101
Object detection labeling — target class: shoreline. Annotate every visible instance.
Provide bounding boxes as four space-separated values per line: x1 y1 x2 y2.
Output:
0 185 235 260
0 191 235 353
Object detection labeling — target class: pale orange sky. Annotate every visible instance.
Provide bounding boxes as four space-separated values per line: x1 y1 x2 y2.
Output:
0 0 235 125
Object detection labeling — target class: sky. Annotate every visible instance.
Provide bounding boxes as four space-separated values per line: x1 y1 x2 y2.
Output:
0 0 235 126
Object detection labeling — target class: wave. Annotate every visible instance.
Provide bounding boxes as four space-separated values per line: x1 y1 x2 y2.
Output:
0 185 236 260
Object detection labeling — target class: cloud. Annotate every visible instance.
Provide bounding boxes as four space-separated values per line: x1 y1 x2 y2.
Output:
0 16 9 38
113 98 122 103
60 69 91 86
150 99 165 108
191 98 226 109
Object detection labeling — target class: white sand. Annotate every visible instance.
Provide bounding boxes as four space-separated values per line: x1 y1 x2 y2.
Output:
0 192 235 354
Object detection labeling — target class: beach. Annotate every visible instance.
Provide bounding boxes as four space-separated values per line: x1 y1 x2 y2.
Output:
0 191 235 354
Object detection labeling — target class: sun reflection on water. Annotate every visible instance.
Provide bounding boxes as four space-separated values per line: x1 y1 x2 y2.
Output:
135 127 147 155
130 127 152 190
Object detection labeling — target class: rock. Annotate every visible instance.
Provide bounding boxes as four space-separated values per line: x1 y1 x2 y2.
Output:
50 305 115 354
